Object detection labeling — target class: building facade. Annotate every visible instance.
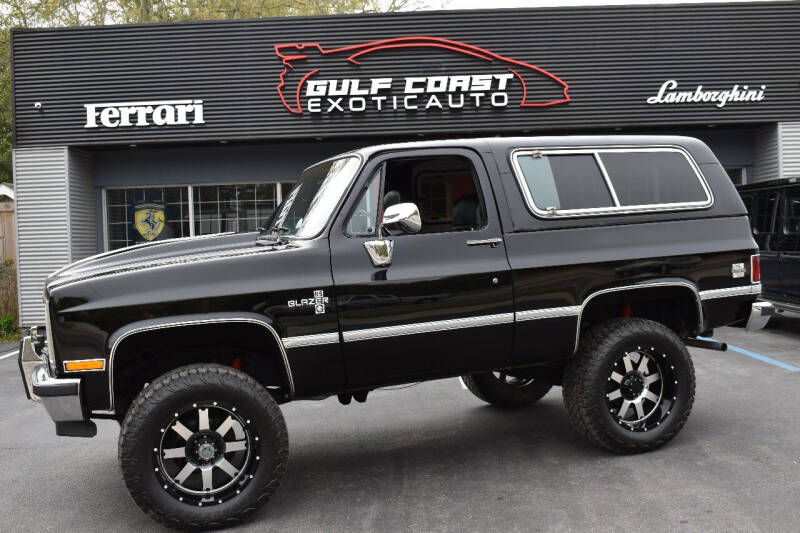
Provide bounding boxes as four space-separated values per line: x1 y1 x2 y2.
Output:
11 1 800 324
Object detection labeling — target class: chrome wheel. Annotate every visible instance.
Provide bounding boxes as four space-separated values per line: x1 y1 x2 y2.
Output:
155 402 258 506
492 371 535 388
605 346 677 432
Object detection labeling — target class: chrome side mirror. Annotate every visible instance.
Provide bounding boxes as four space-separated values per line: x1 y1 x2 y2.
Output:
381 202 421 236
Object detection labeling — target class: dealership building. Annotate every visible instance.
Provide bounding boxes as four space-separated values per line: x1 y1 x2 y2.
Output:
10 0 800 324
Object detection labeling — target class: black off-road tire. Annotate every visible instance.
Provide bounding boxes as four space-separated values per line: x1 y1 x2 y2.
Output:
563 318 695 454
119 364 288 530
462 372 553 407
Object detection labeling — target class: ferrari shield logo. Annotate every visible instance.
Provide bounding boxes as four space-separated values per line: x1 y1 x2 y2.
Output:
134 203 166 241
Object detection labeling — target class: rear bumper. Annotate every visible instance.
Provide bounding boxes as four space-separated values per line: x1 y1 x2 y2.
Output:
18 334 87 423
746 301 775 332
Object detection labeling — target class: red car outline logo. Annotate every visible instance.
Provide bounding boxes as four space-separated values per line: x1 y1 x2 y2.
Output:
274 36 570 114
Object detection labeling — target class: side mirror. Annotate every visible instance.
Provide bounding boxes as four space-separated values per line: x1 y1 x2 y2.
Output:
381 202 421 236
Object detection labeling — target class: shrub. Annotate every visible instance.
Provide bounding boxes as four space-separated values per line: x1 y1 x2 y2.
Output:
0 260 18 337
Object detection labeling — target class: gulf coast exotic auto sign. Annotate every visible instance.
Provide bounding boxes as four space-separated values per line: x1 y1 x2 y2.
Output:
274 36 571 115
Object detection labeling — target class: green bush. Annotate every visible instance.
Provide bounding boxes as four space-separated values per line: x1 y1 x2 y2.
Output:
0 259 18 338
0 313 14 337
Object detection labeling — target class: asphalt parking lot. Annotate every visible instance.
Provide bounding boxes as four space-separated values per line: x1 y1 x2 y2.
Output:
1 318 799 532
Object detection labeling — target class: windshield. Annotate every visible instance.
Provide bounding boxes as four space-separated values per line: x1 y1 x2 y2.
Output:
258 155 361 240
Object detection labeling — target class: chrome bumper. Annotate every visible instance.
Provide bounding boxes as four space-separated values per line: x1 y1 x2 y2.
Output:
18 334 86 422
746 301 775 332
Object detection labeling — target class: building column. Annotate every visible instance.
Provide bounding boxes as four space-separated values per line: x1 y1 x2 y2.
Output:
13 147 96 326
753 122 800 183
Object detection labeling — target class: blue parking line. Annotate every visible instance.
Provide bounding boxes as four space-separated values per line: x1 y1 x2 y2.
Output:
699 337 800 372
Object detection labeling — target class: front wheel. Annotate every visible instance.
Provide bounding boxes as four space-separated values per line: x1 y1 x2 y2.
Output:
462 371 553 408
119 364 288 530
563 318 696 454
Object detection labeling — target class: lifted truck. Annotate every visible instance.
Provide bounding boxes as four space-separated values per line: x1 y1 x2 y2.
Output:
19 135 772 529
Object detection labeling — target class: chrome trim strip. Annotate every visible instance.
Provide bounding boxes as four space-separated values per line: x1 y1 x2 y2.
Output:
517 306 581 321
107 317 294 412
574 281 704 353
466 238 503 246
343 312 514 343
282 332 340 349
509 145 714 219
62 358 107 373
699 284 761 300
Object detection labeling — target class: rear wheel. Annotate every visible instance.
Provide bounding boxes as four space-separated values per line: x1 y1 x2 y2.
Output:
462 371 553 407
119 364 288 530
563 318 695 454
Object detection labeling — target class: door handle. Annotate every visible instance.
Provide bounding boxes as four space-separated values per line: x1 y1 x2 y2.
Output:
466 238 502 248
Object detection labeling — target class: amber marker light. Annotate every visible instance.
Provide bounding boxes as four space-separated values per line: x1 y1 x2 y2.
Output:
64 359 106 372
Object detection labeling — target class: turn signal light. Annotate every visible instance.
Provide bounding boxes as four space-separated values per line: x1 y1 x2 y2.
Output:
64 359 106 372
751 255 761 283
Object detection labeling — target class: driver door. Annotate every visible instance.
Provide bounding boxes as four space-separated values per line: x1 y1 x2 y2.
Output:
329 149 514 389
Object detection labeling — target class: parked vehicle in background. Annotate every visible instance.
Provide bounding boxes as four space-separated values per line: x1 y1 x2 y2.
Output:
738 178 800 314
19 135 771 529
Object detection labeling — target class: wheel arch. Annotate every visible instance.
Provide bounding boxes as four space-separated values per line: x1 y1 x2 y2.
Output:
574 279 703 353
107 312 294 414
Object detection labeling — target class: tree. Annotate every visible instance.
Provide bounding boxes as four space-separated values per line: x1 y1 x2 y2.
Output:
0 0 422 182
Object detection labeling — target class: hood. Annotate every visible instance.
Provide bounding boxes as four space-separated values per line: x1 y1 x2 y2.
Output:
47 232 286 290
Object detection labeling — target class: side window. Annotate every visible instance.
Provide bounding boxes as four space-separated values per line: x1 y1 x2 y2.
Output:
599 151 708 206
774 188 800 253
346 167 382 237
345 155 487 236
782 189 800 235
515 153 614 211
752 190 778 251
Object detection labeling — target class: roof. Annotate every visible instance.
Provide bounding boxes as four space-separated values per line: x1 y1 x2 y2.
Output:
737 177 800 191
354 135 716 163
0 183 14 201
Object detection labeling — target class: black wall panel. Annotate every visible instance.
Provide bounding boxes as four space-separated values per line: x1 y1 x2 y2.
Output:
11 1 800 147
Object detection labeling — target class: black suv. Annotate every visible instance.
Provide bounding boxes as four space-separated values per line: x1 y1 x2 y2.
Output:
738 178 800 314
18 136 772 529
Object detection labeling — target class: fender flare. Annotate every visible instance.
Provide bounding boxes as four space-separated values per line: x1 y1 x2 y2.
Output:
573 279 703 353
106 312 294 412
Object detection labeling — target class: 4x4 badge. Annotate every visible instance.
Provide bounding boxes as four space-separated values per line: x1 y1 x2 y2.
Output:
288 290 328 314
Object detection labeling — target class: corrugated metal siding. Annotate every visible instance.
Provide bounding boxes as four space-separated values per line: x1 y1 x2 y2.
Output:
13 148 69 325
753 124 780 183
67 148 96 261
11 2 800 147
779 122 800 179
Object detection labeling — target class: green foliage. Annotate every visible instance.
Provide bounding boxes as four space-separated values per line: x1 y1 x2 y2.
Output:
0 313 15 337
0 0 422 183
0 259 17 337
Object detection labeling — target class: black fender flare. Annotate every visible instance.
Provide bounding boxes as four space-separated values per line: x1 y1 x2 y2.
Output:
106 312 293 412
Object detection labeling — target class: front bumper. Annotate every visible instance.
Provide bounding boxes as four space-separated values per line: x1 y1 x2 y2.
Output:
18 334 92 431
746 301 775 332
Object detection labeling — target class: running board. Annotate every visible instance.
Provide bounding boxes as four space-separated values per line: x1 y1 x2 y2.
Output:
683 337 728 351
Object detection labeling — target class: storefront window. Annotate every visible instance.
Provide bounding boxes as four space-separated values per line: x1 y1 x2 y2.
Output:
106 182 294 250
106 187 190 250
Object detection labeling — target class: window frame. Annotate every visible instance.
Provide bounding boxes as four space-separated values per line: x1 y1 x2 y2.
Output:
510 146 714 218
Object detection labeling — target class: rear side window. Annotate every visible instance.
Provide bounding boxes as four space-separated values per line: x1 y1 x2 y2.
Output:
512 147 712 217
600 151 708 206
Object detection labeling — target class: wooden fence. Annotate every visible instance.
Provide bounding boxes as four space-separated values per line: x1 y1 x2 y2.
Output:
0 202 14 262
